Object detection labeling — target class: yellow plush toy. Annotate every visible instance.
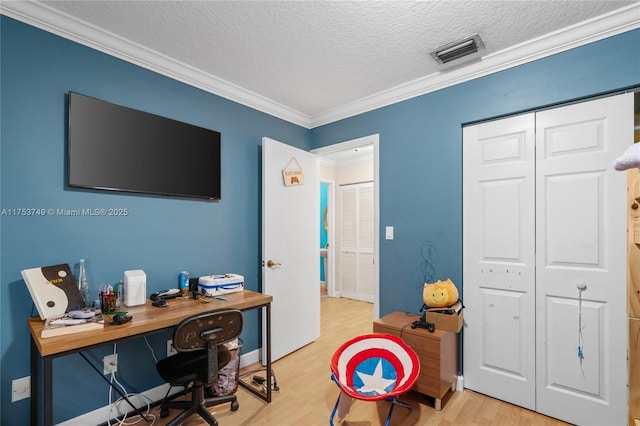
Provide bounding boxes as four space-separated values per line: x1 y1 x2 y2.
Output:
423 279 459 308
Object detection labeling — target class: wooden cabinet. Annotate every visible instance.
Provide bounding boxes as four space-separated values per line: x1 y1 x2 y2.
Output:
373 311 457 410
630 318 640 426
628 169 640 318
629 169 640 425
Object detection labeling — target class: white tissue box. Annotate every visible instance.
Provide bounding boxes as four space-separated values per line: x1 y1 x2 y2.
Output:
124 269 146 307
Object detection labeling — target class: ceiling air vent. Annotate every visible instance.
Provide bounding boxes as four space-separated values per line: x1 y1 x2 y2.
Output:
431 34 485 65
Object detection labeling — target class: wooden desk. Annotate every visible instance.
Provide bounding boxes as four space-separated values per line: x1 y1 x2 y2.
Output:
28 290 273 426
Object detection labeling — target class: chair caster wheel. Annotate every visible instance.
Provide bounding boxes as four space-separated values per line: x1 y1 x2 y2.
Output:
231 400 239 411
160 407 170 418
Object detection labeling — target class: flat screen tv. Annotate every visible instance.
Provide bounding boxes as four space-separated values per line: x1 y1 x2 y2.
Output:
68 92 221 200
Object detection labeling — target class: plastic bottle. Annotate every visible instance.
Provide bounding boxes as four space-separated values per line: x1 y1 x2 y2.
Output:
114 280 124 308
78 259 91 308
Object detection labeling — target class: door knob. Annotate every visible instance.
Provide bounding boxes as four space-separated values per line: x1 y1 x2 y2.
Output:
266 260 282 268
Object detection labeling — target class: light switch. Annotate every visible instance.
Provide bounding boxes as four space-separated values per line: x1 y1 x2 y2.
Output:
385 226 394 240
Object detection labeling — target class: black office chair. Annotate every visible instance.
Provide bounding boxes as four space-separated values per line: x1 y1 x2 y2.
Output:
156 309 243 426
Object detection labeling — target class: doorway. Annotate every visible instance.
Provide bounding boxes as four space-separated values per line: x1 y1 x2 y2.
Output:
312 134 380 319
320 180 331 297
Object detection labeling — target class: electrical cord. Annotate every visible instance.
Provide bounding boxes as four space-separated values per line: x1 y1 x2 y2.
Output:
239 367 279 392
108 371 156 426
143 337 159 364
78 350 150 423
399 321 414 339
577 286 586 376
97 343 154 425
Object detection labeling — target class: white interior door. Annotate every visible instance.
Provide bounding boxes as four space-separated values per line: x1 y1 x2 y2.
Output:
462 114 536 409
534 94 631 425
262 137 320 362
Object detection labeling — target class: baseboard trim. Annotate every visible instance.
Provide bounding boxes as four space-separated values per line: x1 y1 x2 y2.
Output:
56 383 181 426
55 349 261 425
456 375 464 392
241 347 260 368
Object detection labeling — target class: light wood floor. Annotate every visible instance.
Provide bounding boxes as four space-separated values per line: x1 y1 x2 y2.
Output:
149 297 571 426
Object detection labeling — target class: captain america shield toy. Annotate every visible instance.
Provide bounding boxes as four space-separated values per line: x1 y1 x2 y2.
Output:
331 333 420 401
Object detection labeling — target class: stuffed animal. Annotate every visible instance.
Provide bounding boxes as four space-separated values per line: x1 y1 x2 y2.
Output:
423 279 459 308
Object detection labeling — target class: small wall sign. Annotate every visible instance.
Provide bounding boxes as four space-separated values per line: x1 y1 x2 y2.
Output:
282 157 304 186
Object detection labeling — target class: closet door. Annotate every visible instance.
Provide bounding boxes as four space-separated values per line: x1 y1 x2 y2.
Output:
464 93 632 426
535 93 631 426
340 182 374 302
462 114 536 409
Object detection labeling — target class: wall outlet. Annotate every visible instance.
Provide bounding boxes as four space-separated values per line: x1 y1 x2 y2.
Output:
103 354 118 375
12 376 31 402
167 339 177 357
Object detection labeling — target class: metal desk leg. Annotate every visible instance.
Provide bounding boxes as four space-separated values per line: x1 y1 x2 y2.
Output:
42 356 53 426
44 355 53 426
237 302 273 403
30 338 38 426
30 337 53 426
265 303 272 403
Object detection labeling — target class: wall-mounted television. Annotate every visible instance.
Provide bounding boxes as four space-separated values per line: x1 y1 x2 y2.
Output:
68 92 221 200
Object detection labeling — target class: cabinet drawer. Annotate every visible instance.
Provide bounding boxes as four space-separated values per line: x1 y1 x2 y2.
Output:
414 375 439 397
418 355 441 378
374 324 447 358
402 333 444 358
414 373 451 399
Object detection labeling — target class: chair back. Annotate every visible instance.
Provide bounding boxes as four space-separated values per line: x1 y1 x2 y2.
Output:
173 309 243 352
172 309 243 386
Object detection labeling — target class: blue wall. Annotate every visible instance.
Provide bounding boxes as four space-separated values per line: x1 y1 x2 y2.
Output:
1 16 310 424
2 14 639 425
311 29 640 316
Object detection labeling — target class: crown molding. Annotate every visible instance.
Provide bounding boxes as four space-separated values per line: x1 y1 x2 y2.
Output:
2 2 639 129
0 1 312 128
309 3 640 128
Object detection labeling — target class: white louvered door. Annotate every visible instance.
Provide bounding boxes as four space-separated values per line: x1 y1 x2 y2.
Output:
340 182 374 302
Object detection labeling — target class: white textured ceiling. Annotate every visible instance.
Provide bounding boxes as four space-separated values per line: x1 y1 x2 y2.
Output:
2 1 639 128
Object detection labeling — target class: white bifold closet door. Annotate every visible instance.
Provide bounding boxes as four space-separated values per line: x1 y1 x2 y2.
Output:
340 182 374 302
463 93 632 426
